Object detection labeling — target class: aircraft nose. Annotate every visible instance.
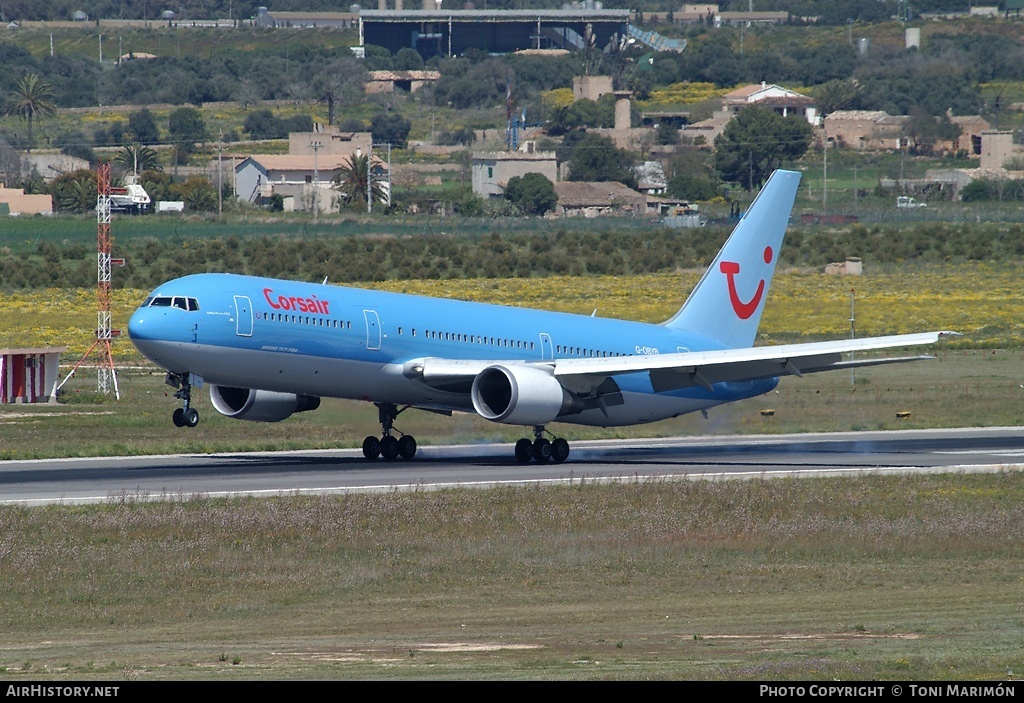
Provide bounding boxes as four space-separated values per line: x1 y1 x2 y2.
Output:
127 307 150 341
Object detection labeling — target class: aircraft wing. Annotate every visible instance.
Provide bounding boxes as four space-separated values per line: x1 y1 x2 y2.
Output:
404 331 958 394
554 331 957 393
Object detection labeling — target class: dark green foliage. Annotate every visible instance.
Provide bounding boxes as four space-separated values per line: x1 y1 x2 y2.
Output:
243 109 307 140
117 144 161 175
546 96 616 135
714 107 813 190
655 122 679 146
3 73 57 150
167 107 207 156
565 132 638 189
370 112 411 149
333 154 388 210
666 173 718 201
790 41 857 86
504 172 557 216
38 54 99 109
128 109 161 145
140 170 173 203
49 168 96 214
961 179 1024 202
172 176 218 212
814 79 861 116
393 47 426 71
428 57 513 111
857 61 983 117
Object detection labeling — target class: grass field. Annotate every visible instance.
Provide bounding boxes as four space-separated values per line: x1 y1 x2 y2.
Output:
0 472 1021 681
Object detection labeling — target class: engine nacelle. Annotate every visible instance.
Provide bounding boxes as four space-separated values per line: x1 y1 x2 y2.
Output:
209 385 321 423
471 364 569 426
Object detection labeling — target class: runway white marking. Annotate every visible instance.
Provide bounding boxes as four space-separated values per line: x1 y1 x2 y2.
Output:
7 463 1022 507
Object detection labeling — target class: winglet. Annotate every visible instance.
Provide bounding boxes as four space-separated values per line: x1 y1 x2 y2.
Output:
663 169 801 349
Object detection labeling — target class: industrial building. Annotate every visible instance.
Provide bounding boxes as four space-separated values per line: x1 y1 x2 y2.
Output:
359 7 632 58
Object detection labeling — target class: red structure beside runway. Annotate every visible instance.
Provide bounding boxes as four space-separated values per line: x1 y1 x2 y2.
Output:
0 348 66 404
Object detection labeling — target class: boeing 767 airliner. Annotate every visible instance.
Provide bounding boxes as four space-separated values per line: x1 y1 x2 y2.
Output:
128 169 955 463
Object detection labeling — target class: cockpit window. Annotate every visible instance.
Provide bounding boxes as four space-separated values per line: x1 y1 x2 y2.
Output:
148 296 199 311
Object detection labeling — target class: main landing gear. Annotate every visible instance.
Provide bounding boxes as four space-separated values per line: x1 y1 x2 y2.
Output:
167 373 200 428
362 402 417 461
515 425 570 464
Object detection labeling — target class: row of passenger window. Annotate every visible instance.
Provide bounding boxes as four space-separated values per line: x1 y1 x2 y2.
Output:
400 327 626 359
260 313 626 359
556 344 626 358
266 312 353 329
420 329 536 350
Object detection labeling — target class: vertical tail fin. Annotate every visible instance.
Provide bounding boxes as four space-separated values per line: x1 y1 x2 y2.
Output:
663 169 801 349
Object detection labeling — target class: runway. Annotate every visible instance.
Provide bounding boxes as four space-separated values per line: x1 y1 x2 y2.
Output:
3 426 1024 506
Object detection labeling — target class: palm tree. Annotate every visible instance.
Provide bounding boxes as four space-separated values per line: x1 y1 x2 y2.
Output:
814 79 860 117
333 154 387 210
4 74 57 152
117 143 162 175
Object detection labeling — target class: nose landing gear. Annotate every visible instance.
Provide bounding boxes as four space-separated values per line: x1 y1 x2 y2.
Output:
167 373 200 428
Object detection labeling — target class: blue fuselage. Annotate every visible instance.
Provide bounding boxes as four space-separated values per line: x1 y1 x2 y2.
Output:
128 272 779 427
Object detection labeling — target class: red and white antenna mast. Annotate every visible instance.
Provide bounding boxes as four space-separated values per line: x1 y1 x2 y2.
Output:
58 161 122 399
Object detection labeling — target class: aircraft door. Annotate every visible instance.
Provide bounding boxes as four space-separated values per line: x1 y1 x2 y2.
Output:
364 310 381 350
234 295 253 337
539 333 554 360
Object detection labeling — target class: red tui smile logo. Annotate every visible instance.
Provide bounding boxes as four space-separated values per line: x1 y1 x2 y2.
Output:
720 246 772 319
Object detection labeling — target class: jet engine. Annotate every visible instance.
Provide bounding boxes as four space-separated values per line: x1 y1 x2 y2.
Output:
471 364 573 425
209 385 321 422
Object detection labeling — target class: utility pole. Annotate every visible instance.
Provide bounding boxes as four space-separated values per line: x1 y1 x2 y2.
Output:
849 288 856 385
310 140 321 223
217 130 224 219
853 165 858 210
367 143 372 214
822 131 828 213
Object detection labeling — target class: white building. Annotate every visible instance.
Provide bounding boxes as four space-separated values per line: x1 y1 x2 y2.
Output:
471 146 558 199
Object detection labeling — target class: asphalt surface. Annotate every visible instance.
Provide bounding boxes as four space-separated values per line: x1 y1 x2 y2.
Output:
3 426 1024 505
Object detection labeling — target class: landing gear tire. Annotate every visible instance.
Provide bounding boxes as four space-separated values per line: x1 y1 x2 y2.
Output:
398 435 417 460
380 435 400 460
364 403 418 462
515 438 533 463
362 436 381 460
532 437 552 463
168 373 198 429
551 438 570 463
